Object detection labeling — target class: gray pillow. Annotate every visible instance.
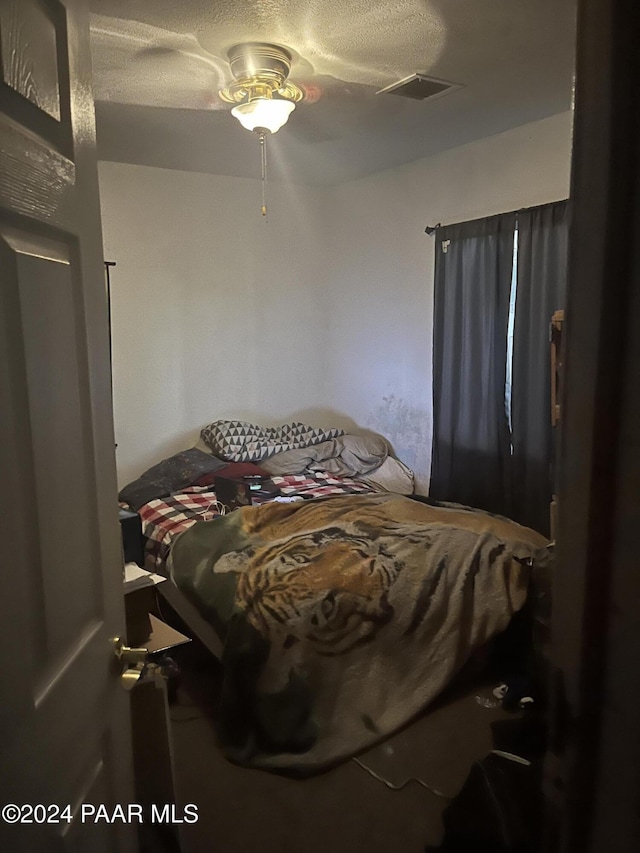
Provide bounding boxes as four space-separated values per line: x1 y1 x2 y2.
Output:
119 448 227 510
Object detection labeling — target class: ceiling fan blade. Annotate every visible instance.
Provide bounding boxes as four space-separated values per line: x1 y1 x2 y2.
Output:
90 15 228 110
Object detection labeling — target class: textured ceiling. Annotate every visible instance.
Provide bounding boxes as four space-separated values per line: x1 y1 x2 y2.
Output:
89 0 576 185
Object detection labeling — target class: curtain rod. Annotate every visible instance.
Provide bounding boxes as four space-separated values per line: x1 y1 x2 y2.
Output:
424 198 569 234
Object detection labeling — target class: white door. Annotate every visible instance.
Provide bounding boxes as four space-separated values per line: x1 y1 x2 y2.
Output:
0 1 135 851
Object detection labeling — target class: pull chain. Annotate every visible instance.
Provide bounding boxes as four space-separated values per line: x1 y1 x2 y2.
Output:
259 130 268 218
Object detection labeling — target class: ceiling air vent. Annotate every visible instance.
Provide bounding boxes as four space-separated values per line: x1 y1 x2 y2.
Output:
376 73 460 101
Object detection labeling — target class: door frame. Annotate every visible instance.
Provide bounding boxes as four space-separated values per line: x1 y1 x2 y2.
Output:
547 0 640 850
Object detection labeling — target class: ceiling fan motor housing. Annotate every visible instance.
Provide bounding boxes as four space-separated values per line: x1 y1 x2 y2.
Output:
229 43 291 88
219 42 304 104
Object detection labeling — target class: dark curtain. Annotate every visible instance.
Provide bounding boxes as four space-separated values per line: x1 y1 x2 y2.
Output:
430 213 516 515
511 201 569 535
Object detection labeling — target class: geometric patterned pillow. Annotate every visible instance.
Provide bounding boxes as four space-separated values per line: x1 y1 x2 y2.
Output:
200 419 345 463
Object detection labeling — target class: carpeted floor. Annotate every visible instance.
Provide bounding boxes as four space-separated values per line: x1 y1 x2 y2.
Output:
166 642 510 853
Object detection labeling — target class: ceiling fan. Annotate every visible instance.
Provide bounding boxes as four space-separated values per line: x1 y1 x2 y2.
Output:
89 15 419 129
212 40 394 214
88 7 454 207
217 42 304 134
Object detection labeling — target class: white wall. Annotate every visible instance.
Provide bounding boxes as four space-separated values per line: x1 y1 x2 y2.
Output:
325 111 574 492
99 111 573 490
99 163 334 487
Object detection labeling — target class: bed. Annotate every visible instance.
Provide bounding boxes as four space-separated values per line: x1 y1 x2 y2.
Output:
138 471 377 573
119 420 548 774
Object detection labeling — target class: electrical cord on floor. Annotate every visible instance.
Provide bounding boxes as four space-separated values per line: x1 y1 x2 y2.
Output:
351 757 453 799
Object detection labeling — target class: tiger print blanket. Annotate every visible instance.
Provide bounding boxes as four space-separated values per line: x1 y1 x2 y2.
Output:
168 493 548 772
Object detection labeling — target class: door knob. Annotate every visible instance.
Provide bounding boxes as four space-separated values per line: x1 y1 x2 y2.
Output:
111 636 149 690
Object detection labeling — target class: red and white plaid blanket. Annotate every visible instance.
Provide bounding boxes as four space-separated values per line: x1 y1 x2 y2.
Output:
139 472 375 572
